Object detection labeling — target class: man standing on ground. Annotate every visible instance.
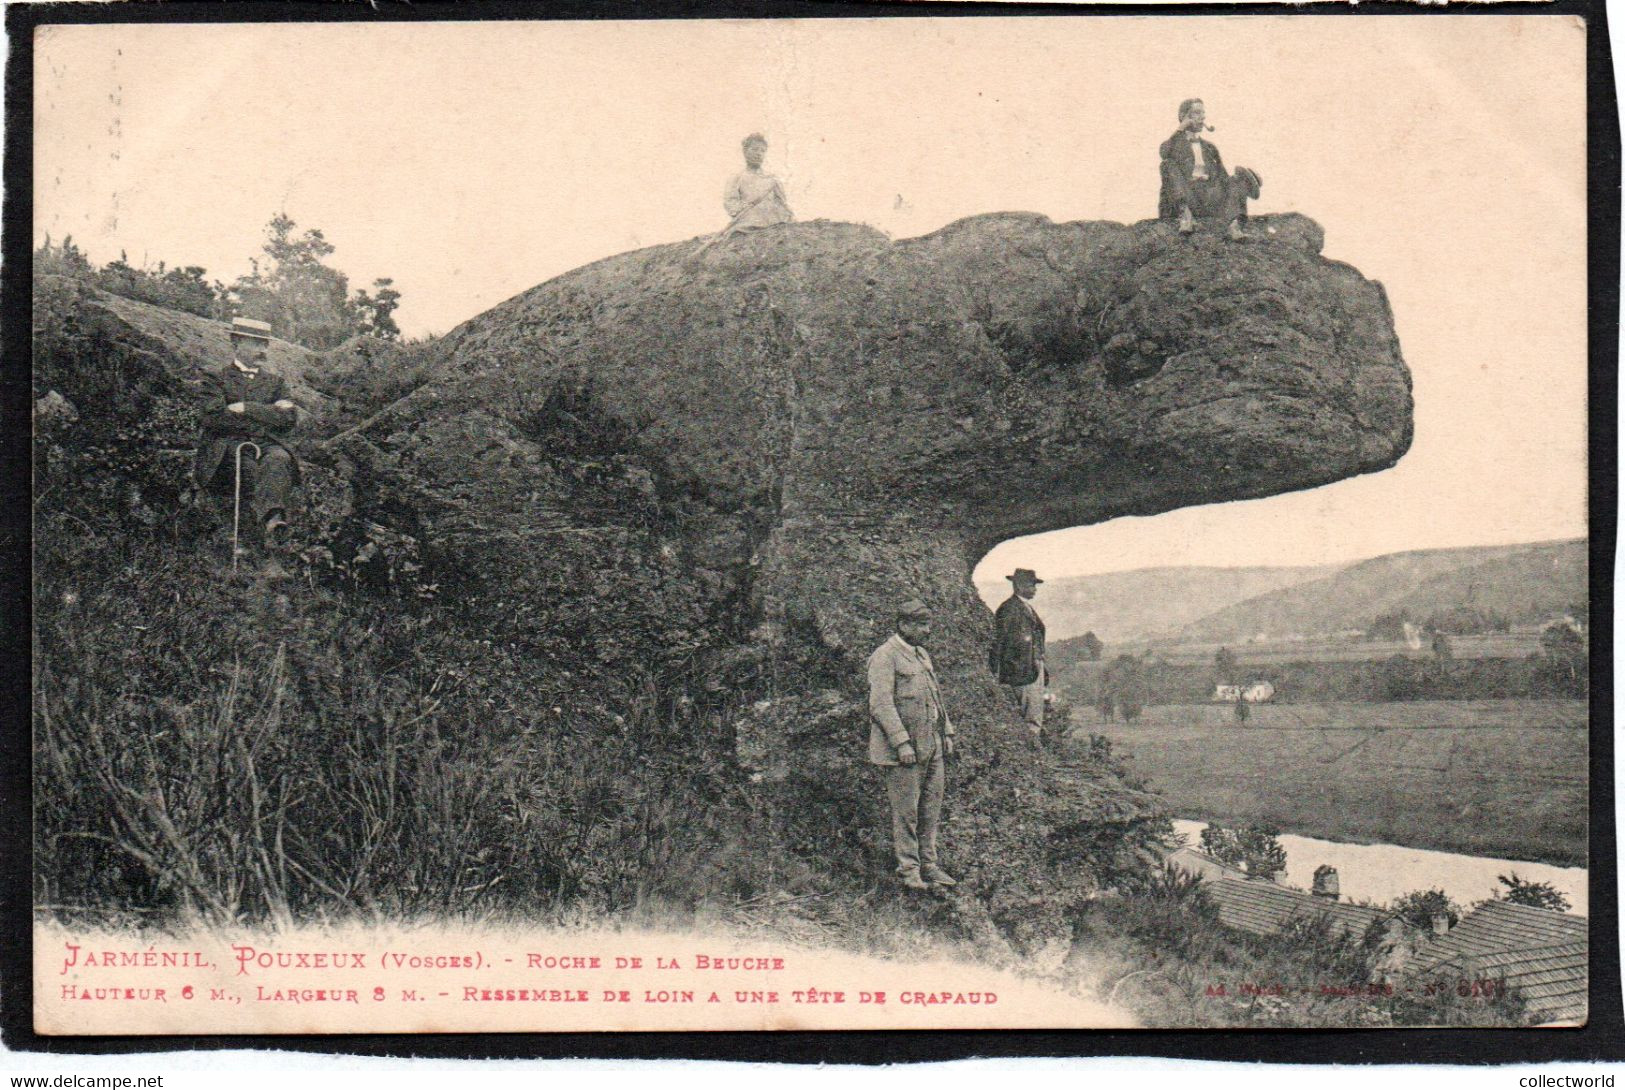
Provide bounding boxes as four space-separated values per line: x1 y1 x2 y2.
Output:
191 317 299 557
990 568 1048 741
868 599 957 891
1158 98 1247 242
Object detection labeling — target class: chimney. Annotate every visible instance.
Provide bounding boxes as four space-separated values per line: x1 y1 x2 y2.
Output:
1430 912 1452 935
1311 864 1340 901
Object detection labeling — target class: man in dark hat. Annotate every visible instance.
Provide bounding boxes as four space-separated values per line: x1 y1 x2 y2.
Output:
867 599 957 891
1158 98 1249 242
191 317 299 553
990 568 1048 740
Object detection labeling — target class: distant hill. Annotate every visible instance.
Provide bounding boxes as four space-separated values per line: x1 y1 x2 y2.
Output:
1175 539 1587 643
976 564 1335 643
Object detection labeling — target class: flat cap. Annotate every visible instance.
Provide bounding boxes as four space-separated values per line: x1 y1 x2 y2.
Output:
896 598 931 619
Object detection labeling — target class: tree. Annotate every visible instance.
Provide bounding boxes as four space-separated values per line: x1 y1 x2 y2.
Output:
351 277 403 340
1425 605 1510 636
226 213 402 349
1079 631 1103 662
1495 872 1571 913
1430 630 1453 662
1381 653 1421 701
1214 645 1238 683
1199 823 1287 881
1390 888 1463 930
235 213 355 348
1366 610 1412 642
1104 653 1147 722
1539 621 1586 682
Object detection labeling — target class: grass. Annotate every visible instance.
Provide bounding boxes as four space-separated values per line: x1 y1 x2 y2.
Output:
1072 700 1587 866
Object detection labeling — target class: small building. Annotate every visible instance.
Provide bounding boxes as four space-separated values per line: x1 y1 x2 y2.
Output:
1406 900 1587 1026
1211 680 1276 704
1167 846 1589 1025
1165 847 1382 939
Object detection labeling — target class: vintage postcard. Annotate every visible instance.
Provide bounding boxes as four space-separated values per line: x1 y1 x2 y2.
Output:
24 7 1599 1038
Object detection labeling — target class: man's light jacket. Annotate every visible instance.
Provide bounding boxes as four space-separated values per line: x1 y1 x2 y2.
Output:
867 633 953 766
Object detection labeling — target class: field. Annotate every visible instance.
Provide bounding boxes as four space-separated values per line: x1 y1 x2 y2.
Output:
1073 699 1588 866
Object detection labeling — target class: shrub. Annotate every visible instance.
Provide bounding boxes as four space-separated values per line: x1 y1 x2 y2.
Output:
33 539 750 924
1199 823 1287 881
1495 873 1571 913
1118 864 1219 958
1389 888 1463 930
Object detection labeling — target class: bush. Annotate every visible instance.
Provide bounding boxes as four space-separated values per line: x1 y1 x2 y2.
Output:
1116 864 1219 958
1199 823 1287 881
1495 872 1571 913
1424 606 1511 636
1389 888 1463 930
1072 877 1530 1027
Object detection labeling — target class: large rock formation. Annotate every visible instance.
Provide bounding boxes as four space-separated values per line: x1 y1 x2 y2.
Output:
317 211 1409 936
33 211 1411 945
420 211 1408 653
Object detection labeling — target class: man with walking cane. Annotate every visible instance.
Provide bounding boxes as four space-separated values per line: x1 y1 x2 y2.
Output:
867 599 958 892
190 317 299 567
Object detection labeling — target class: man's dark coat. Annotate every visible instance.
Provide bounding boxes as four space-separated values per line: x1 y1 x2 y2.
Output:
1158 129 1239 223
192 365 298 488
989 595 1046 687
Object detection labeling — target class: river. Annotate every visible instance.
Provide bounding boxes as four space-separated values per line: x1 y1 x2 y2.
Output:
1169 819 1588 916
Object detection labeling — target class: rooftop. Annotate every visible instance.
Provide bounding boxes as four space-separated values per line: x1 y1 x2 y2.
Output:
1410 900 1588 1025
1167 847 1590 1025
1166 847 1383 939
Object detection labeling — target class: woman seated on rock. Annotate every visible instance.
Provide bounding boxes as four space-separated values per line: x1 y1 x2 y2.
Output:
723 133 793 231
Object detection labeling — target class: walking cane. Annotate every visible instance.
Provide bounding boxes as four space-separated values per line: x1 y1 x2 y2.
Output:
231 440 261 572
691 186 781 257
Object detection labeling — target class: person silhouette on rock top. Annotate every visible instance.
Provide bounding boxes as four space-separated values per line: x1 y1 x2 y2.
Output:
723 133 793 232
1159 98 1249 242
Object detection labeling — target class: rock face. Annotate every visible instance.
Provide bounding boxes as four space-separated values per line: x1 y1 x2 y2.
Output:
33 212 1412 942
35 274 324 408
31 275 325 531
342 211 1410 936
415 211 1408 684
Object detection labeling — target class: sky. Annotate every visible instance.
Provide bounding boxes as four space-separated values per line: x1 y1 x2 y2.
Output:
33 15 1589 581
